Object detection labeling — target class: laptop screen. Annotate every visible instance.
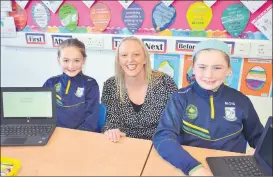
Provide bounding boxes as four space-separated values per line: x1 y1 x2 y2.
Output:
2 91 52 118
257 124 272 168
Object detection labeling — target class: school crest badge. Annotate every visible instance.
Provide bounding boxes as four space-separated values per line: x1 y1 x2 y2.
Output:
186 104 198 120
224 107 237 121
75 87 84 97
54 83 61 93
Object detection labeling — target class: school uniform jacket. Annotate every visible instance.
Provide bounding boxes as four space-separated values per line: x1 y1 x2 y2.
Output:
153 81 264 175
43 72 99 132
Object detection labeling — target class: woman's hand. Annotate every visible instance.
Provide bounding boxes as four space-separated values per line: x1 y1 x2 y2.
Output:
104 129 126 142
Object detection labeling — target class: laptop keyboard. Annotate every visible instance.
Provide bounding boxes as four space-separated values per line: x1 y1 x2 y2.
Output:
225 157 263 176
1 125 54 137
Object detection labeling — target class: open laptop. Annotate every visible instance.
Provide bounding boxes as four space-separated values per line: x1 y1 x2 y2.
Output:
207 116 272 176
1 87 56 146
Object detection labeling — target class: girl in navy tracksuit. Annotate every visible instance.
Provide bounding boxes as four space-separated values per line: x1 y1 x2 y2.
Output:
153 40 264 176
43 39 99 132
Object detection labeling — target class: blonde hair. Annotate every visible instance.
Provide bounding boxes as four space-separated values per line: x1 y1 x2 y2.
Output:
115 36 162 102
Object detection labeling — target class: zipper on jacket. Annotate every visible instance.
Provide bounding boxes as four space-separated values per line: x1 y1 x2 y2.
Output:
65 80 71 94
210 95 215 119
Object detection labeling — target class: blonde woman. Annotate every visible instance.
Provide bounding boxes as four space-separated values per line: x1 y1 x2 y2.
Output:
101 36 177 142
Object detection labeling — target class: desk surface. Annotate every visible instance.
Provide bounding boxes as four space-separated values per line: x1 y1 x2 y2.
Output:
1 127 152 176
142 146 244 176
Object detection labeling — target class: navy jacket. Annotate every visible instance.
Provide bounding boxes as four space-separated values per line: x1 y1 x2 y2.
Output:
43 72 99 132
153 82 264 175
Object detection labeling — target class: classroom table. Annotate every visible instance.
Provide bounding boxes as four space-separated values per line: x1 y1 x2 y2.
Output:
1 127 153 176
142 145 245 176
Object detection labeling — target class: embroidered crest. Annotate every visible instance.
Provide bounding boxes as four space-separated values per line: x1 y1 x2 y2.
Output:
54 83 61 93
224 107 237 121
186 104 198 120
75 87 84 97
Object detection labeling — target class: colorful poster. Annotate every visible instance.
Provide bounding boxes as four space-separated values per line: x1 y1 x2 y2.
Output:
252 4 272 40
42 1 63 13
32 2 50 30
15 0 29 9
82 0 95 8
240 1 267 13
154 54 180 86
122 3 144 34
270 84 272 98
186 2 212 31
90 2 111 32
225 57 243 90
58 4 78 31
0 16 17 38
152 2 176 32
240 59 272 97
182 55 195 87
9 1 27 31
222 4 250 37
119 0 134 9
17 1 273 40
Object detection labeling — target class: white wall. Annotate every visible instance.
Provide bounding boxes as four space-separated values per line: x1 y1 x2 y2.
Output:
0 46 115 93
1 46 272 126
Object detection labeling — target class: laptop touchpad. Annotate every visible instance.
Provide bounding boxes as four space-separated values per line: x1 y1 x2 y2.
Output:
4 138 27 144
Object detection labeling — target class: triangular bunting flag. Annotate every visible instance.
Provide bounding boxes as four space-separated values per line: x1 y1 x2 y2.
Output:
42 1 63 13
82 0 95 8
15 0 29 9
162 0 174 7
119 0 134 9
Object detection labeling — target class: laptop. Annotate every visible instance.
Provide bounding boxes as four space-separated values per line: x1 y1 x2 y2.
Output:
207 116 272 176
1 87 57 146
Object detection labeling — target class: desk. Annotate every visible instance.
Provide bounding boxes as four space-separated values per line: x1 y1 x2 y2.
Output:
142 146 245 176
1 127 152 176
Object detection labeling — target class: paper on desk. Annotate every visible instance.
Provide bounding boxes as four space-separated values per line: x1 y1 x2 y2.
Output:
252 4 272 40
240 0 267 13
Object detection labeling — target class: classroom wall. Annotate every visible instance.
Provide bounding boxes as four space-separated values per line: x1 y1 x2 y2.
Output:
1 45 272 126
1 1 272 154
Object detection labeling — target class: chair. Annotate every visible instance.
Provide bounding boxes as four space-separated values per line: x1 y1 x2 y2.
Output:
98 103 107 132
